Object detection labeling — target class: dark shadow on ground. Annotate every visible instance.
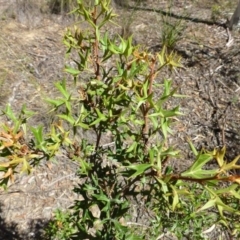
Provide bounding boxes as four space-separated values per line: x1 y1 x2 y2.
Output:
116 1 226 28
0 203 49 240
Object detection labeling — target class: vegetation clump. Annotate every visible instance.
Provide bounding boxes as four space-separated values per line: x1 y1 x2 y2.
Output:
1 0 240 239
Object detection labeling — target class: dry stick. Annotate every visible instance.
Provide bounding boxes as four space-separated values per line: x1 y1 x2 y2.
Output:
201 62 239 93
92 5 100 81
219 103 231 146
212 65 240 92
126 222 149 228
27 52 48 58
226 28 234 47
213 66 235 93
231 80 240 92
168 173 240 184
202 224 216 235
45 173 76 188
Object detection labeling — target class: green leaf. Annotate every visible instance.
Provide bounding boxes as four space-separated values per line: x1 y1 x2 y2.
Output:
65 66 81 76
155 177 169 194
165 107 182 117
55 81 70 99
21 158 31 174
127 164 152 179
45 98 65 107
119 37 127 53
31 126 43 145
191 153 213 170
124 36 134 58
214 147 225 167
202 186 240 216
161 118 171 139
89 117 103 126
196 198 216 213
78 158 92 175
109 41 121 54
126 142 137 153
187 138 198 156
92 193 110 202
215 184 239 196
221 155 240 171
170 184 179 211
181 152 216 178
96 108 107 121
76 121 90 130
217 200 239 217
57 114 75 125
2 104 16 121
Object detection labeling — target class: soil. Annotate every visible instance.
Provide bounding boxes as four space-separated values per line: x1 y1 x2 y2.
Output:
0 0 240 239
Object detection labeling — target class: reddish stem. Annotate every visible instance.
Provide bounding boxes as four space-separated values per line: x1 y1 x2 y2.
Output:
142 56 156 151
92 6 100 80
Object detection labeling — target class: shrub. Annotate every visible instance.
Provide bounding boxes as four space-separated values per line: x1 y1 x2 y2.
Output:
1 0 240 239
160 6 186 51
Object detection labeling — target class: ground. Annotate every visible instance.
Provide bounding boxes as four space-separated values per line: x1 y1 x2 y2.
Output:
0 0 240 239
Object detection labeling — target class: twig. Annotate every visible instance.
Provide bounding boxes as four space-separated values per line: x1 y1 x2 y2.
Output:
215 78 234 93
126 222 149 228
45 173 76 188
202 224 216 234
27 51 47 58
226 28 234 47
